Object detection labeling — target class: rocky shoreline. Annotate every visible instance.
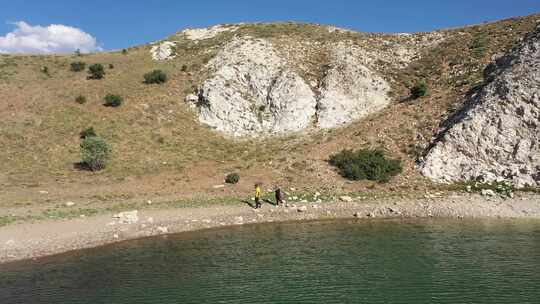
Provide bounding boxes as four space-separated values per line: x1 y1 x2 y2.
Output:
1 193 540 264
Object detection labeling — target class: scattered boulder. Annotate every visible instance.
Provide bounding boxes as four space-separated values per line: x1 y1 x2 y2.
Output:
481 189 496 197
113 210 139 224
339 196 353 202
297 206 308 212
64 201 75 207
156 226 168 234
185 94 198 103
234 216 244 224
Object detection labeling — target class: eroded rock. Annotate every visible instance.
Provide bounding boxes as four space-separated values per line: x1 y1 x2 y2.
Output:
182 24 239 41
187 37 391 136
317 43 390 129
150 41 176 61
421 27 540 188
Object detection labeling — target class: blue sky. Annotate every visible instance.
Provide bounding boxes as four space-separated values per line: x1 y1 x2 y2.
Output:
0 0 539 52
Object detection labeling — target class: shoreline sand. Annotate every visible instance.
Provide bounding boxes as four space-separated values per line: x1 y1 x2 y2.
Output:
1 193 540 264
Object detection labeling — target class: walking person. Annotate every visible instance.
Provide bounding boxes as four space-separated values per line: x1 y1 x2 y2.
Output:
275 187 284 206
254 183 262 209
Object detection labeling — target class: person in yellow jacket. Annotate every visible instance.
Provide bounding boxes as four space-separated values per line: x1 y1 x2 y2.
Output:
254 183 262 209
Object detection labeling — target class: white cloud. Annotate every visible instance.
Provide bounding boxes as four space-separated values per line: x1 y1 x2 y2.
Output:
0 21 102 54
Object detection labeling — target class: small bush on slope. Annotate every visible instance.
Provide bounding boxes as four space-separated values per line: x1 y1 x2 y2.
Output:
70 61 86 72
79 127 97 139
329 149 402 183
88 63 105 79
80 136 111 171
410 81 427 99
75 95 87 104
103 94 122 107
225 173 240 184
143 70 168 84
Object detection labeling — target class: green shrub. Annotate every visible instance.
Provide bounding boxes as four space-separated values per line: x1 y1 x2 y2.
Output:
225 173 240 184
410 82 427 99
70 61 86 72
122 49 128 55
329 149 402 183
108 63 114 69
88 63 105 79
41 66 49 75
103 94 122 107
143 69 167 84
75 95 86 104
80 136 110 171
181 65 188 72
470 36 488 58
79 127 96 139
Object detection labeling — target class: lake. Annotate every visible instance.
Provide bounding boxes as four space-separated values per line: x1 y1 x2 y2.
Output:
1 219 540 303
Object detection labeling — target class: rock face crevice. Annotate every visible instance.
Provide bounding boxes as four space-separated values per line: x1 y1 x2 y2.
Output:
420 27 540 187
186 37 391 136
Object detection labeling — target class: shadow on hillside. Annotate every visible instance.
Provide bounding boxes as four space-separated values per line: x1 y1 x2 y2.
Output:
242 200 256 209
419 82 487 162
263 198 277 206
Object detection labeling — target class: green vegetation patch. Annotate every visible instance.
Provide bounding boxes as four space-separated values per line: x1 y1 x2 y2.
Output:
143 69 168 84
70 61 86 72
0 215 18 227
75 95 87 104
80 127 97 139
225 173 240 184
87 63 105 79
329 149 402 182
103 94 123 107
410 81 427 99
80 136 111 171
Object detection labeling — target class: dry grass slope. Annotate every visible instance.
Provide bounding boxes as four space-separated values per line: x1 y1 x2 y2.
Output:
0 14 538 219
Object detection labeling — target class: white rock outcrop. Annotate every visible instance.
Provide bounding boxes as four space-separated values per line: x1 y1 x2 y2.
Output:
317 43 390 129
150 41 176 61
421 27 540 187
182 24 239 41
187 37 391 136
190 37 317 136
113 210 139 224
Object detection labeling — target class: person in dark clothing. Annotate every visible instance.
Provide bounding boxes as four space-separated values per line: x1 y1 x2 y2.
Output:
275 187 284 206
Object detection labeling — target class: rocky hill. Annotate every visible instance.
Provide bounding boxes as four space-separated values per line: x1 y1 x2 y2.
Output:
421 26 540 187
0 15 539 216
152 24 443 136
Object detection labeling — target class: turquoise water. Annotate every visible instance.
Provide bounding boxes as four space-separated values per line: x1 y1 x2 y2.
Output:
1 219 540 303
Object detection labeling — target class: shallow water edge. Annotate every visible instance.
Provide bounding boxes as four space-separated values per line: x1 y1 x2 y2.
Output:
1 194 539 264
